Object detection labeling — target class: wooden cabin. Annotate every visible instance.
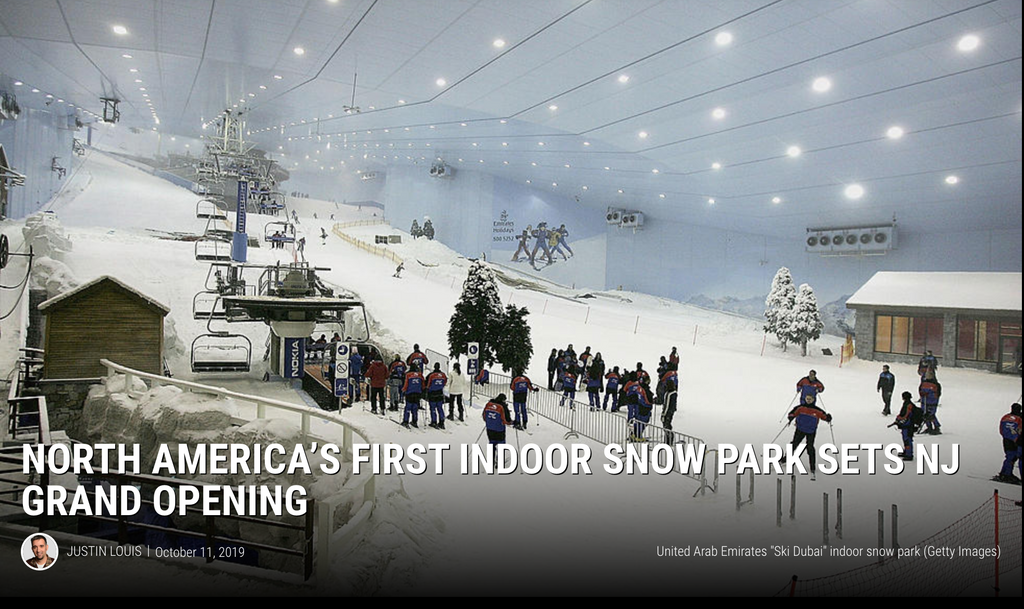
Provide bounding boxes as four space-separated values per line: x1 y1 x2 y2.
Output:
38 276 169 379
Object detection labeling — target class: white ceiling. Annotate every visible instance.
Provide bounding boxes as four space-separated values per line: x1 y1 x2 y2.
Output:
1 0 1020 239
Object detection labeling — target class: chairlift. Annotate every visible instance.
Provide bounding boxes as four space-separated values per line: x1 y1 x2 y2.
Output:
196 199 227 219
264 221 296 246
195 238 232 262
190 332 252 373
203 216 234 241
192 291 227 320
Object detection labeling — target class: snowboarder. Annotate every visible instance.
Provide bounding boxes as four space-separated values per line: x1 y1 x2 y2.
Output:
447 362 468 422
781 394 833 480
510 370 539 429
796 370 824 405
426 363 448 429
387 356 407 411
603 367 621 411
365 357 388 415
320 227 328 245
997 403 1022 484
483 394 513 469
401 364 425 428
918 369 942 435
889 391 919 461
917 350 938 378
877 365 896 416
393 262 404 278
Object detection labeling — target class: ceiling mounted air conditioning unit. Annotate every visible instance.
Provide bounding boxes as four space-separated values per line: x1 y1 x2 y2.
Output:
606 208 622 225
620 211 644 228
806 224 898 255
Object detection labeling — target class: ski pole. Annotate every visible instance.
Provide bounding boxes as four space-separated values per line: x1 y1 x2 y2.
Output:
476 426 485 445
778 394 799 423
770 421 791 444
828 422 836 444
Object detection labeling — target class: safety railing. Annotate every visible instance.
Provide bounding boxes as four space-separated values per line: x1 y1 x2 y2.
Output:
98 359 377 582
331 221 404 265
471 370 717 495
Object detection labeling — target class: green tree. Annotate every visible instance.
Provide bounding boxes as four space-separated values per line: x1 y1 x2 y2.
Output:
448 261 504 366
495 304 533 373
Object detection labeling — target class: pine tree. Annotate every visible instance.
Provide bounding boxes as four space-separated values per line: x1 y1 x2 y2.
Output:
495 304 532 373
764 267 797 352
789 283 824 356
448 261 504 367
423 218 435 240
410 219 422 238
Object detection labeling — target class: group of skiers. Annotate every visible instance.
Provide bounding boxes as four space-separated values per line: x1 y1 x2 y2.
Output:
542 344 681 442
511 222 574 266
872 351 944 464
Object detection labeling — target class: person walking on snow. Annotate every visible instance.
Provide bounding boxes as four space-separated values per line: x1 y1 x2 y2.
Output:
796 370 824 405
510 370 540 429
891 391 919 461
781 395 833 480
918 369 942 435
877 365 896 416
447 362 468 422
365 357 388 415
998 403 1022 484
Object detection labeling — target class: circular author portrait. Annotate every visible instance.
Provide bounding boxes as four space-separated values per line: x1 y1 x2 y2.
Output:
22 533 58 571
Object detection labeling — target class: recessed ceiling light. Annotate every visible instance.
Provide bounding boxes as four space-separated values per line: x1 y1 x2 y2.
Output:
493 38 506 48
564 164 570 168
502 142 508 146
293 47 305 55
139 87 146 91
583 141 590 146
552 182 557 187
711 162 722 170
435 78 447 87
134 79 142 83
479 159 484 163
712 107 726 120
500 119 507 124
651 169 659 174
812 77 832 92
122 54 133 59
617 74 630 84
537 141 545 146
786 145 802 157
129 68 137 73
638 131 649 139
957 34 980 52
274 74 283 79
112 25 128 35
604 166 610 170
582 186 589 190
531 162 537 166
259 85 267 90
844 184 865 199
886 126 904 139
13 81 23 86
708 198 716 204
617 189 624 194
526 180 531 184
472 142 478 146
398 99 406 104
715 31 733 46
503 161 508 165
659 193 666 199
772 196 782 204
461 123 468 127
945 175 959 185
548 104 558 111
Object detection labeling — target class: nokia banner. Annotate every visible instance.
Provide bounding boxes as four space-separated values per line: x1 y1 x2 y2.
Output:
283 337 305 379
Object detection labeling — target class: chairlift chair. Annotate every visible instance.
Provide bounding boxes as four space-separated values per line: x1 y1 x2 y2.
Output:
196 199 227 219
203 216 234 241
264 221 296 246
190 332 252 373
195 238 232 262
192 291 227 320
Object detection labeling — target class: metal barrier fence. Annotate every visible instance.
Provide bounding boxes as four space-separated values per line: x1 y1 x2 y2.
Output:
470 370 717 496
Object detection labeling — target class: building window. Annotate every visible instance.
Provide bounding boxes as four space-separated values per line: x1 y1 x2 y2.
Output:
875 314 943 356
957 318 1016 362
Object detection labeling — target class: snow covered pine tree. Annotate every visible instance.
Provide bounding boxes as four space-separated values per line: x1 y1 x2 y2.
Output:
495 304 533 373
410 219 423 239
789 283 824 357
765 267 797 352
423 218 435 240
448 260 505 367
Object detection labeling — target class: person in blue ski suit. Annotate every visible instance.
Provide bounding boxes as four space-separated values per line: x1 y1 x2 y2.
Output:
388 356 407 411
586 363 603 411
918 370 942 435
401 365 425 428
425 363 448 429
560 365 577 408
348 349 364 403
510 371 539 429
998 403 1022 484
603 367 621 411
483 394 513 470
891 391 918 461
781 395 833 479
529 223 553 265
877 365 896 416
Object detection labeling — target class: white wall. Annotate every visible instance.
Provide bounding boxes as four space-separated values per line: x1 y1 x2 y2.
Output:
606 215 1023 303
283 166 384 208
0 108 75 219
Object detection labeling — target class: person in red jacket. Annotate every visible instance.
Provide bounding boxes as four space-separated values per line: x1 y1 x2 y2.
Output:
365 357 389 415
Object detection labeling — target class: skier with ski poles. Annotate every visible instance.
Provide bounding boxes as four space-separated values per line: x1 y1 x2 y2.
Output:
780 394 833 480
510 370 539 430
